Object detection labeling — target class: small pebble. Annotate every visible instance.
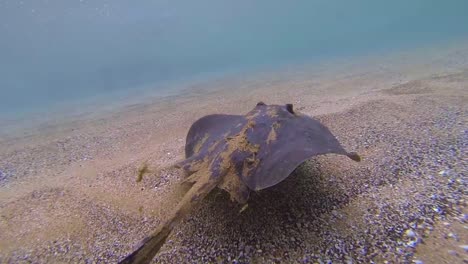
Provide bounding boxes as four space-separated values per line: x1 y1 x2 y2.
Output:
447 232 458 240
405 229 416 238
407 241 418 248
438 170 449 176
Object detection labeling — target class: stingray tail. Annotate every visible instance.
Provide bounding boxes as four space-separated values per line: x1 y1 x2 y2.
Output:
119 171 219 264
119 226 171 264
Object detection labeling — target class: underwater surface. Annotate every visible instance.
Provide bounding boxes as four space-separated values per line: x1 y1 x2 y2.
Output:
1 0 468 117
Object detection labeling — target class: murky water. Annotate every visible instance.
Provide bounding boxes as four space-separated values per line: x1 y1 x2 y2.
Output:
1 0 467 117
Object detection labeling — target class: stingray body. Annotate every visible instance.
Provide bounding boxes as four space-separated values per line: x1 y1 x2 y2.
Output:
120 102 360 264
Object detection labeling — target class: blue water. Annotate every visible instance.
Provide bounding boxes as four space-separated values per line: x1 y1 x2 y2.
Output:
1 0 468 117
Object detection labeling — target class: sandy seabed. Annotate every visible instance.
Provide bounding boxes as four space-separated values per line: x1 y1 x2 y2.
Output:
0 42 467 263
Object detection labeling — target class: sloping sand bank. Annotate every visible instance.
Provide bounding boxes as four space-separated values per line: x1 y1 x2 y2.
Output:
0 44 467 263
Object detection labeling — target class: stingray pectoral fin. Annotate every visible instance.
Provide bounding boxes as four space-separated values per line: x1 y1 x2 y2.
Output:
185 114 246 158
119 171 220 264
241 112 361 190
245 148 358 191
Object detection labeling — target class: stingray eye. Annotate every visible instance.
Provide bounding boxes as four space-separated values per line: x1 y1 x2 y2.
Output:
286 104 294 114
256 101 266 106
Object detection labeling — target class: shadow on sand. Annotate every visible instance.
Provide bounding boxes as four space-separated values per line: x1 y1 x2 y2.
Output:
170 158 351 261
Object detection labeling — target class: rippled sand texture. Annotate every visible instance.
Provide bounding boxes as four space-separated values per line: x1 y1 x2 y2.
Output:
0 44 467 263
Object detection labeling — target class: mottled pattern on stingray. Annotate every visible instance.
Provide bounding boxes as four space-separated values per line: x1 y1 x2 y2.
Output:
180 102 360 193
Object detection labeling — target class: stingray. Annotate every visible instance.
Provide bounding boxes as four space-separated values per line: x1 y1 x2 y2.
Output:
120 102 360 264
